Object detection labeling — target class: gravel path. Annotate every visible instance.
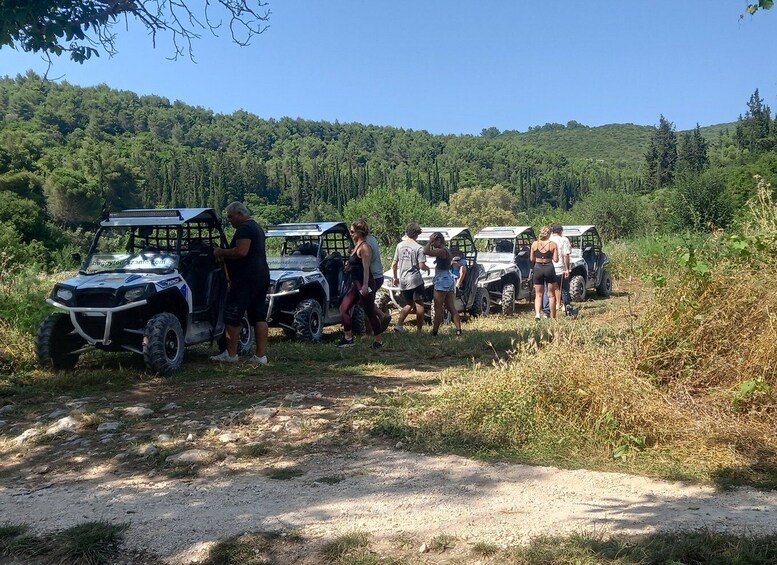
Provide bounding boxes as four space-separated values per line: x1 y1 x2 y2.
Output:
3 446 777 563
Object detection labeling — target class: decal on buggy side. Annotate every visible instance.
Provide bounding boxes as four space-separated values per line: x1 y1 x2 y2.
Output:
156 277 182 289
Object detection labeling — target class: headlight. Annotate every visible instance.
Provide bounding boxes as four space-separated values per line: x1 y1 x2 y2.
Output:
277 278 301 292
50 284 75 305
55 287 74 302
122 284 154 303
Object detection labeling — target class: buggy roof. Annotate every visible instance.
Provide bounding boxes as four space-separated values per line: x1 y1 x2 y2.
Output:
561 225 597 237
475 226 534 239
417 227 471 241
266 222 347 237
101 208 219 227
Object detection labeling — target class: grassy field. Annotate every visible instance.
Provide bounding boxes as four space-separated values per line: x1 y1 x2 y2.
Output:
3 204 777 562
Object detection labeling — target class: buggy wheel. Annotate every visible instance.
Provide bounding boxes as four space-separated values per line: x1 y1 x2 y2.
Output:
216 315 254 354
143 313 184 375
429 300 452 325
236 315 255 354
375 291 391 314
470 287 490 316
293 299 324 342
569 275 586 302
501 283 515 316
352 304 367 335
597 270 613 297
35 313 83 370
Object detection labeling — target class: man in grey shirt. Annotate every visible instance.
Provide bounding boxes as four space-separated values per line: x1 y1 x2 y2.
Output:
392 222 428 332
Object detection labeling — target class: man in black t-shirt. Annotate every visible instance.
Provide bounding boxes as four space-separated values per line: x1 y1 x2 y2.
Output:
210 202 270 365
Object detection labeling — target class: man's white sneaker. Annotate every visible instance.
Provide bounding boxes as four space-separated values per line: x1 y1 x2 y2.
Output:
209 350 239 363
247 355 268 365
393 324 406 333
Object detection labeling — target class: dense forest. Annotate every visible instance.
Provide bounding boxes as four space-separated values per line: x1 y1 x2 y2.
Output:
1 71 776 267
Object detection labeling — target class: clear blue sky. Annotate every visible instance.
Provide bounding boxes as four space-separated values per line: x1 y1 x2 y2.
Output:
0 1 775 135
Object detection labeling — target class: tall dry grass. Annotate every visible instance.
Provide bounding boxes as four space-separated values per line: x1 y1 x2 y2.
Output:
397 177 777 483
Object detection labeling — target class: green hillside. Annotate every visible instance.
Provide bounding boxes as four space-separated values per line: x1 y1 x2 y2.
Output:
497 121 738 172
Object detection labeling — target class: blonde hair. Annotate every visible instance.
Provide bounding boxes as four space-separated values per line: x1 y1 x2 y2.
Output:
539 225 551 240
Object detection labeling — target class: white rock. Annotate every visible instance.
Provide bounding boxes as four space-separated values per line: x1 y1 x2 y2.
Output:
166 449 213 464
162 402 180 411
136 444 159 458
45 416 79 436
186 433 194 442
419 543 429 554
284 418 304 433
158 433 172 441
270 424 283 433
14 428 39 445
97 421 120 432
123 406 154 417
218 432 240 443
250 407 278 422
284 392 305 403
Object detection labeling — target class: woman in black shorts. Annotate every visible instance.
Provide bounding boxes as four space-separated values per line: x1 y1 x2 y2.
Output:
530 225 559 320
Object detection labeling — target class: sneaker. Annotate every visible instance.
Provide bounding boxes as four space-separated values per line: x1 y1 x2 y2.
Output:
247 355 268 365
371 341 384 350
336 337 355 348
535 313 541 320
209 350 239 363
380 314 392 334
455 329 463 336
393 324 406 333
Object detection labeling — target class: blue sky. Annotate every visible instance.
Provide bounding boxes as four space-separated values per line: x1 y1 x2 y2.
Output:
0 1 775 135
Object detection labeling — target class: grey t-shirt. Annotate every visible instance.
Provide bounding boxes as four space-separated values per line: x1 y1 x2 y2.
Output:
393 239 426 290
366 234 383 279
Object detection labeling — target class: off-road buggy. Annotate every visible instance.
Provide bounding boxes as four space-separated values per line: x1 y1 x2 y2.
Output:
474 226 536 315
562 224 612 301
36 208 253 375
264 222 366 341
376 227 489 322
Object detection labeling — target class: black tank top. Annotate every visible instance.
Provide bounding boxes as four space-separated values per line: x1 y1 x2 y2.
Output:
348 243 365 281
534 243 553 260
435 250 452 271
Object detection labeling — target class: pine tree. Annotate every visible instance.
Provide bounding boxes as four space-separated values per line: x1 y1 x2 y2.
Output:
677 124 708 174
735 89 773 153
644 115 677 189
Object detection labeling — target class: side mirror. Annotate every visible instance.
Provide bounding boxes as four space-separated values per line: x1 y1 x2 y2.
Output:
517 250 527 258
583 245 593 253
71 252 82 265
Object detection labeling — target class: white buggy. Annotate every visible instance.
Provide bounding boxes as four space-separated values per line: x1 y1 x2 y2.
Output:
264 222 365 341
36 208 253 375
474 226 536 315
563 225 612 301
376 227 490 322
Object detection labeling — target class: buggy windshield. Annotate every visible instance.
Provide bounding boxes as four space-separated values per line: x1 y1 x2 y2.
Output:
84 226 179 274
266 255 319 272
478 251 516 263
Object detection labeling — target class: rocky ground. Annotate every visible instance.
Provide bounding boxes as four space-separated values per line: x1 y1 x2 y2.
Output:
3 363 777 564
